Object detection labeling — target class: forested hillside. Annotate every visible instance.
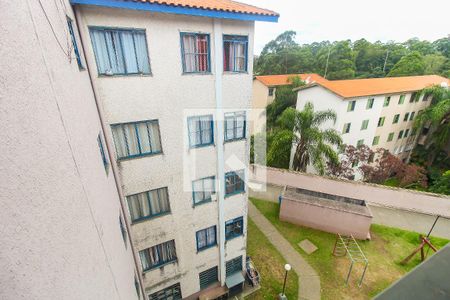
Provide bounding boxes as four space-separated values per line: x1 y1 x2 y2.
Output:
255 31 450 79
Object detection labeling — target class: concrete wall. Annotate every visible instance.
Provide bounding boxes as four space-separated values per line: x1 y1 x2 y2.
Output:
0 0 139 299
280 199 372 239
250 79 271 134
75 6 251 297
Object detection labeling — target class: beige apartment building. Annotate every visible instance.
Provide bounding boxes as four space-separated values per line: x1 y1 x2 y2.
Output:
293 75 449 166
251 74 326 134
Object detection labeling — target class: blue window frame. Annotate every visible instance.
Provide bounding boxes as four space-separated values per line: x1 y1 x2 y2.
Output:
225 170 245 196
111 120 162 160
139 240 177 271
225 111 246 141
67 17 84 69
149 283 182 300
223 35 248 72
127 187 170 223
97 133 109 172
196 225 217 251
89 27 151 75
180 32 211 73
188 115 214 148
199 266 218 290
192 176 215 205
225 217 243 240
226 256 243 276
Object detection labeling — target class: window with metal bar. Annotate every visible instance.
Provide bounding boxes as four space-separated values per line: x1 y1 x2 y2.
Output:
181 33 210 73
225 170 245 196
149 283 182 300
89 27 151 75
398 94 406 104
225 217 243 240
377 117 385 127
225 111 246 141
196 226 217 251
188 115 214 148
192 176 215 205
404 112 410 122
199 266 219 290
111 120 161 160
383 96 391 107
366 98 374 109
97 133 109 172
223 35 248 72
139 240 177 271
127 187 170 223
67 17 84 69
347 100 356 112
393 114 400 124
226 256 243 276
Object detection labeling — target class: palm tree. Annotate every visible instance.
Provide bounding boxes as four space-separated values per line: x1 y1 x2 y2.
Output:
414 85 450 165
269 102 342 174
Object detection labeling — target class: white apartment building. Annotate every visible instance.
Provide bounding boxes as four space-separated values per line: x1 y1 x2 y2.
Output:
251 73 326 134
71 0 278 299
292 75 449 172
1 0 142 299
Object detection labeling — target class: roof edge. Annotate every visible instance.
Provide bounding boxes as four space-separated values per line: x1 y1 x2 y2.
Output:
70 0 279 22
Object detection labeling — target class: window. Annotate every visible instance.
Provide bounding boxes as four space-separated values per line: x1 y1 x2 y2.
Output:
366 98 374 109
127 187 170 222
409 111 415 121
409 92 417 103
139 240 177 271
398 94 406 104
387 132 394 142
199 266 219 290
223 35 248 72
119 214 127 248
149 283 182 300
111 120 162 160
404 113 410 122
415 92 421 102
372 136 380 146
89 27 150 75
226 256 242 276
383 96 391 107
67 17 83 69
97 133 109 172
361 119 369 130
347 101 356 112
225 170 245 196
377 117 385 127
225 217 243 240
342 123 351 134
196 226 217 251
268 88 274 96
423 92 431 102
404 129 410 138
192 176 215 205
188 115 214 148
398 130 404 139
181 33 210 73
393 114 400 124
411 128 417 136
357 139 364 147
134 276 140 299
225 112 246 141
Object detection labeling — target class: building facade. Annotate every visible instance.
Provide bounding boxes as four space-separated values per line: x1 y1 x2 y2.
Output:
1 0 142 299
72 0 278 298
291 75 449 174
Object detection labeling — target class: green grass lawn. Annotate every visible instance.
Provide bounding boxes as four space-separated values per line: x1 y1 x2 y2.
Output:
246 218 299 299
250 198 449 300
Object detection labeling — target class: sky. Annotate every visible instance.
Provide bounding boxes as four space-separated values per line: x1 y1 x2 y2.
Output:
239 0 450 54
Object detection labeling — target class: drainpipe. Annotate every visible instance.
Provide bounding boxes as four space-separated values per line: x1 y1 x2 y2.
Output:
213 19 226 285
72 6 146 298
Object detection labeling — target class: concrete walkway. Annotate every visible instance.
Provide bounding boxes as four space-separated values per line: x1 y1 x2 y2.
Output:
248 202 321 300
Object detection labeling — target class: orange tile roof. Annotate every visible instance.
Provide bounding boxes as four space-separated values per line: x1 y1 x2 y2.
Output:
255 73 327 86
127 0 279 16
311 75 450 98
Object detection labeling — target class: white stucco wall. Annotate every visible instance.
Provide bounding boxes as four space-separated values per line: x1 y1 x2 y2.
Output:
0 1 139 299
75 6 251 298
250 80 271 134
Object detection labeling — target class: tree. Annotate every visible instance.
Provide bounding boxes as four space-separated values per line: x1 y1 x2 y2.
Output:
395 164 428 189
360 149 403 184
414 85 450 165
271 103 342 174
326 144 373 179
317 40 355 79
387 51 426 77
267 129 293 168
429 170 450 195
423 54 447 74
